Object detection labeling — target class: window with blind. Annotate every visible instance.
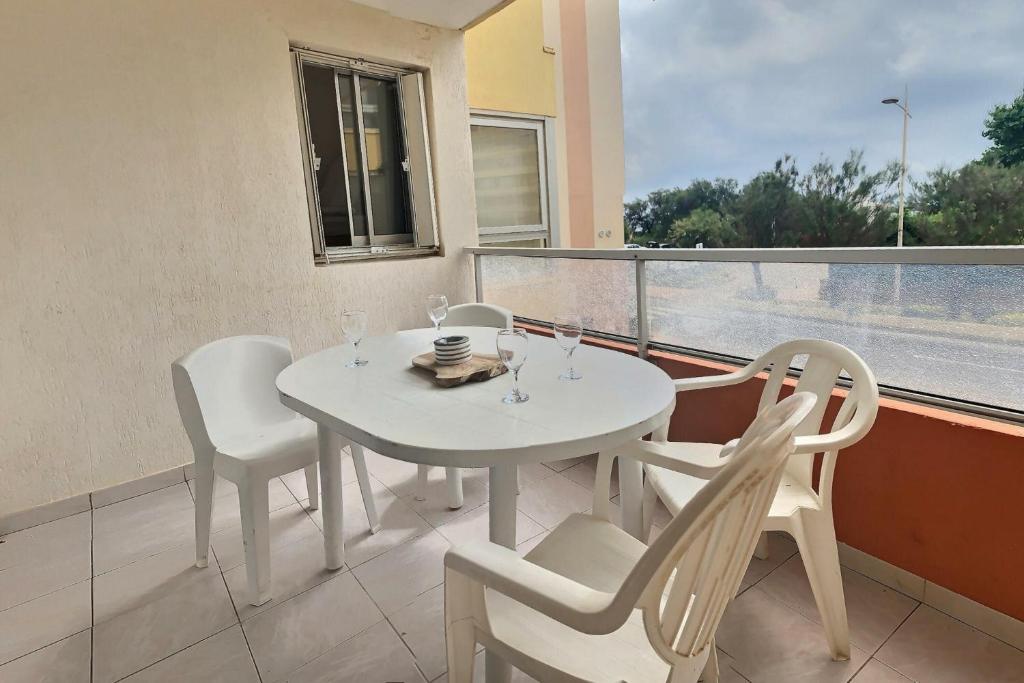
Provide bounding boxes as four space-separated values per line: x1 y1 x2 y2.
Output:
292 48 438 263
470 114 551 244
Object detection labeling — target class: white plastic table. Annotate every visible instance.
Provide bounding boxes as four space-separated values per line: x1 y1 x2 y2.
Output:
277 326 676 681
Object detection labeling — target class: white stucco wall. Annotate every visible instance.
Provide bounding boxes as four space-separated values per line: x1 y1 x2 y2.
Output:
0 0 478 514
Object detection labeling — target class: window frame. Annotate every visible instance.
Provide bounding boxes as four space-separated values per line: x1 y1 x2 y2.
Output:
291 47 439 264
469 112 554 245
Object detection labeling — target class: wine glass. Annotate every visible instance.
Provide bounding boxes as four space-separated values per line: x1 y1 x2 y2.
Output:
553 313 583 381
426 294 448 338
341 309 368 367
496 328 529 404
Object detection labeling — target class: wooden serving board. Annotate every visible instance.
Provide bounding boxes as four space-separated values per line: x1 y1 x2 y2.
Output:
412 351 508 388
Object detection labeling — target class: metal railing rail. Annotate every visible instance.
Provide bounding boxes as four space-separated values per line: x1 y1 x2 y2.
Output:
467 245 1024 265
468 246 1024 425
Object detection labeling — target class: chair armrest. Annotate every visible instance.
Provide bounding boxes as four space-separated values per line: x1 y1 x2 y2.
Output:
792 394 878 455
792 422 865 454
444 543 619 635
614 439 731 479
672 367 756 393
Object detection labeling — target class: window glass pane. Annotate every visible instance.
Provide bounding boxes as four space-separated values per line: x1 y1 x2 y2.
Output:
479 255 638 338
646 260 1024 412
301 63 353 246
359 76 411 237
337 74 369 238
471 125 542 229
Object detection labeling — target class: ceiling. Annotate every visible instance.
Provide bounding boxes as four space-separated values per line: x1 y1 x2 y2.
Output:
351 0 513 30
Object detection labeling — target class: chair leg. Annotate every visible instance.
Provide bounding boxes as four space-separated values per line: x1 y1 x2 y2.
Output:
304 464 319 511
641 477 657 542
445 570 478 683
699 639 720 683
416 464 429 501
351 444 381 534
445 467 464 509
793 512 850 661
753 530 770 560
238 477 272 606
193 457 215 568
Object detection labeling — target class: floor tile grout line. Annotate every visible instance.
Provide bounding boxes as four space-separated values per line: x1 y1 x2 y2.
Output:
0 571 94 615
920 603 1024 656
106 623 239 683
269 565 396 681
217 557 264 683
225 554 352 622
277 617 392 680
186 472 265 683
91 477 187 512
733 544 799 599
868 603 922 670
844 603 923 683
0 628 92 670
739 549 1024 663
0 501 92 538
382 615 431 682
90 500 95 683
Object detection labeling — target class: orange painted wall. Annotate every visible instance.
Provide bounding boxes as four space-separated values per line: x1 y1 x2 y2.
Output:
518 320 1024 620
559 0 595 248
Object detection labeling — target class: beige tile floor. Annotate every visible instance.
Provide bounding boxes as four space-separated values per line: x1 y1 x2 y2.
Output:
3 453 1023 683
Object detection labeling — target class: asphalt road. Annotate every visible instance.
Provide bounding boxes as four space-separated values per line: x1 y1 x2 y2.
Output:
649 304 1023 413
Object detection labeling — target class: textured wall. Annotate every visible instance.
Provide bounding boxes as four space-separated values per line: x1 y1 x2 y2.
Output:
0 0 478 514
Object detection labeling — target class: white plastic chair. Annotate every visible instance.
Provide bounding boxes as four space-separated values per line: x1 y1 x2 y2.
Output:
417 303 513 509
172 335 380 606
444 393 818 683
633 339 879 661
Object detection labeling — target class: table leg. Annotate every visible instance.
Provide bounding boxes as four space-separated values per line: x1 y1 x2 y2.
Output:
318 425 345 570
618 455 645 541
486 464 517 683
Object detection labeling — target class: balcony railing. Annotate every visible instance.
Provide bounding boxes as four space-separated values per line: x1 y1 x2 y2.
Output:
467 246 1024 423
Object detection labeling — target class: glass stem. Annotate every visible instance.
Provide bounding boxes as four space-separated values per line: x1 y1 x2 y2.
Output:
512 368 521 397
354 340 361 363
567 347 575 375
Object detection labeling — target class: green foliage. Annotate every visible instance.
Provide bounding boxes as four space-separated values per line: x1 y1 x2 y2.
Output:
623 178 739 244
983 88 1024 167
668 208 739 247
795 152 899 247
733 156 800 247
624 152 900 248
909 162 1024 245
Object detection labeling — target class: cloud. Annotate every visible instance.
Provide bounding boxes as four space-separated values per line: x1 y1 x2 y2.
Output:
620 0 1024 198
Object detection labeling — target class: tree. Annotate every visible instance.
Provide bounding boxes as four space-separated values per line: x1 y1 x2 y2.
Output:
734 156 800 247
982 88 1024 167
668 208 739 247
796 150 899 247
910 162 1024 245
623 178 739 245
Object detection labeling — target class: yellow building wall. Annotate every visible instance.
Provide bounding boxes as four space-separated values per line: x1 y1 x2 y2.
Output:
465 0 557 116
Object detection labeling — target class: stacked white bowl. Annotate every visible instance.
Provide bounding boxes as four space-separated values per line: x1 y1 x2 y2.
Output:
434 335 472 366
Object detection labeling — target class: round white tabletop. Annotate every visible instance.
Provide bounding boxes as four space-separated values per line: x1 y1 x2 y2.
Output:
279 327 675 683
277 327 677 468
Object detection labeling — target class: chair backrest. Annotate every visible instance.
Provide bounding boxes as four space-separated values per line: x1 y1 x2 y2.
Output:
748 339 878 504
614 393 817 668
444 303 513 329
171 335 297 456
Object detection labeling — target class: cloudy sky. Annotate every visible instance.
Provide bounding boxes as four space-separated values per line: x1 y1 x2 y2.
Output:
620 0 1024 199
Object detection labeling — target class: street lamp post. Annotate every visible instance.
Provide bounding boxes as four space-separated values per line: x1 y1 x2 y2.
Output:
882 85 911 247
